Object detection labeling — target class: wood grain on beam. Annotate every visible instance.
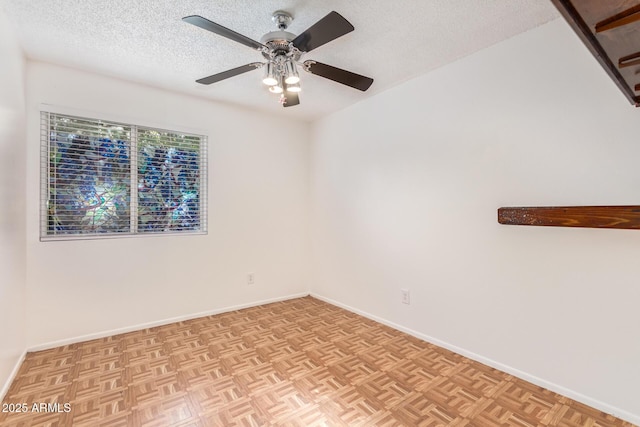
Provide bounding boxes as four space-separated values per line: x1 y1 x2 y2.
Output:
595 4 640 33
497 206 640 229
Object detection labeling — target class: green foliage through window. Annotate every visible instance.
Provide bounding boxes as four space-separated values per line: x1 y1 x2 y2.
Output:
137 128 202 232
41 112 207 239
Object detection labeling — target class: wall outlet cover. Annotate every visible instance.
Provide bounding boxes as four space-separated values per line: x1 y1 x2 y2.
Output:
401 289 410 305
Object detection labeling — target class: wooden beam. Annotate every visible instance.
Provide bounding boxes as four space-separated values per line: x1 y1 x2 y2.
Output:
497 206 640 230
635 83 640 92
550 0 639 106
595 4 640 33
619 51 640 68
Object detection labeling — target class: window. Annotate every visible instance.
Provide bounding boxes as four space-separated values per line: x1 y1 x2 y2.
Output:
41 111 207 240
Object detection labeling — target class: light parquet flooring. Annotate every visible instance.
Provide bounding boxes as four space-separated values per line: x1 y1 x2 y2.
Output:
0 297 635 426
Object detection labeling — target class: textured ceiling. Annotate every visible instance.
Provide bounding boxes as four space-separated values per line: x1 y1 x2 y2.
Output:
1 0 559 121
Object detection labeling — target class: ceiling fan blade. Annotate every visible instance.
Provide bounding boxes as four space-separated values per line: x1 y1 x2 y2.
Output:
196 63 262 85
283 90 300 108
183 15 265 51
303 61 374 91
292 11 354 53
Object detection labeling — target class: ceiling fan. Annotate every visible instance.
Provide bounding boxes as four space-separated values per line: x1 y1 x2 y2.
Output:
182 10 374 107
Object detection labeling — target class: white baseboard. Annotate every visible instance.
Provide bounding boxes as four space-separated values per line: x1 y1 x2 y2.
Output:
28 292 310 352
0 350 27 402
16 291 640 425
310 293 640 426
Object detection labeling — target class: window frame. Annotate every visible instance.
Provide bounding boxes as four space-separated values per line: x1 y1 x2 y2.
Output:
39 105 208 241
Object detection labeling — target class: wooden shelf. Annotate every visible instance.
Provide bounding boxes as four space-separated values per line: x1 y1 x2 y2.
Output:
498 205 640 230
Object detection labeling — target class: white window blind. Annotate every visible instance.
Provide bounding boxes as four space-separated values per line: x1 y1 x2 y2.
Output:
40 112 207 240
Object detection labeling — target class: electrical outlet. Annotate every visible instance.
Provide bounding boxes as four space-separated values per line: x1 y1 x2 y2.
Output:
401 289 410 305
247 273 255 285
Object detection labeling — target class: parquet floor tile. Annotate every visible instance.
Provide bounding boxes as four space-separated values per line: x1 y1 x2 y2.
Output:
0 297 635 426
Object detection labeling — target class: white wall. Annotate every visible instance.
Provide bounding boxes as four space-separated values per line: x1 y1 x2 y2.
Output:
310 19 640 423
25 62 310 347
0 8 27 395
10 14 640 424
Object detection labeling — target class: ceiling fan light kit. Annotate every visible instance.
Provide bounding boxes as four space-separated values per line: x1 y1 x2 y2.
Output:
268 76 284 94
262 62 278 86
183 10 374 108
284 60 299 84
286 81 301 93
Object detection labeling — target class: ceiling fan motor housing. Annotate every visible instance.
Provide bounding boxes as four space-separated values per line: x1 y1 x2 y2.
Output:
260 31 301 60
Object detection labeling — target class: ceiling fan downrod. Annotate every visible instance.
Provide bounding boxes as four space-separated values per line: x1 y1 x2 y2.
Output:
272 11 292 30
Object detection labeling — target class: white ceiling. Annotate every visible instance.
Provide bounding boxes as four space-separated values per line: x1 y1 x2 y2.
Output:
1 0 559 121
